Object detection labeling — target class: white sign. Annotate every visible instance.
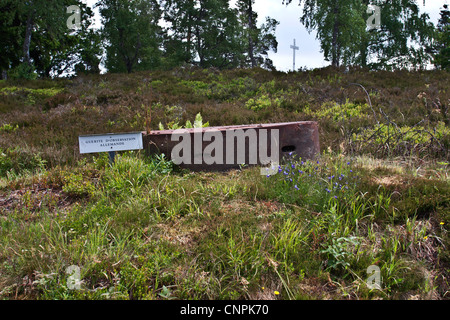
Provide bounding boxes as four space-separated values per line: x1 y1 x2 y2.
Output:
78 132 143 154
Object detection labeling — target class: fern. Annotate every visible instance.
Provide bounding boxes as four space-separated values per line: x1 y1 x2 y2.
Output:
157 113 209 130
194 113 203 128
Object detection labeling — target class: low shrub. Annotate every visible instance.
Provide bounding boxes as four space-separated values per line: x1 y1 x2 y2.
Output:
0 147 46 177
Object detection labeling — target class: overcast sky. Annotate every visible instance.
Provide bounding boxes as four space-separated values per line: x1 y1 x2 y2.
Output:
84 0 448 72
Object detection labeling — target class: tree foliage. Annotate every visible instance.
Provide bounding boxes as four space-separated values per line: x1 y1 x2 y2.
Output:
237 0 279 69
432 4 450 70
161 0 278 69
0 0 446 77
98 0 163 73
285 0 436 70
0 0 101 78
366 0 434 70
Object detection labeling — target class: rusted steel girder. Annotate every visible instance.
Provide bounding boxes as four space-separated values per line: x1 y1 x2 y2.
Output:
142 121 320 171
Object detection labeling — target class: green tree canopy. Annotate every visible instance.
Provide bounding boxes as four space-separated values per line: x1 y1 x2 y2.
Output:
432 4 449 70
163 0 244 69
237 0 279 69
163 0 278 69
98 0 163 73
284 0 435 70
0 0 100 78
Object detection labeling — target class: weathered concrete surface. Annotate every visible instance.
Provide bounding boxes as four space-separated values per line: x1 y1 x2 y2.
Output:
142 121 320 171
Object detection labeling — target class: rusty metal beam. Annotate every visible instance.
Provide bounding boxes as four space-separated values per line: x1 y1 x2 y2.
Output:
142 121 320 171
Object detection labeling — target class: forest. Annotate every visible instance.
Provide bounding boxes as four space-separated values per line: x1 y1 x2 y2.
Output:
1 0 449 78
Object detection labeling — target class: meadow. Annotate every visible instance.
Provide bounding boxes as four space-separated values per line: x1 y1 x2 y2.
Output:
0 66 448 300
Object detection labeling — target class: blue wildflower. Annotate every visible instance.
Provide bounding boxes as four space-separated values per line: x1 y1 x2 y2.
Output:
294 185 299 190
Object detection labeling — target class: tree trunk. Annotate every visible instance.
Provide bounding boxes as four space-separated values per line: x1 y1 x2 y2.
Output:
360 34 368 68
22 9 35 65
118 27 141 73
195 5 204 67
129 33 142 73
186 12 192 64
331 1 340 67
187 27 192 63
247 0 256 68
195 25 204 67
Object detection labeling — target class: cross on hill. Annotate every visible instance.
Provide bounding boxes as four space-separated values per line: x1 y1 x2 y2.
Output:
290 39 299 71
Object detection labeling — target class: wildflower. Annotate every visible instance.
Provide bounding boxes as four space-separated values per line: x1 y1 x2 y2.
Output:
261 287 265 290
291 164 295 169
440 222 444 225
347 162 350 165
424 236 428 240
334 196 338 199
294 185 299 190
274 291 280 295
326 188 331 193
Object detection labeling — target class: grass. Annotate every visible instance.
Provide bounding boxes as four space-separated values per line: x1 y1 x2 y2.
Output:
0 152 448 300
0 66 449 300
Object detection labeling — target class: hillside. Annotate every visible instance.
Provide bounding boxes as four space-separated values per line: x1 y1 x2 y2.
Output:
0 67 449 300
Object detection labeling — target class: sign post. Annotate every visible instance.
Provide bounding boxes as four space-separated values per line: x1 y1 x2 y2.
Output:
78 132 143 163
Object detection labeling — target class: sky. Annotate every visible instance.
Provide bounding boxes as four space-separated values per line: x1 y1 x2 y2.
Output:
84 0 448 72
